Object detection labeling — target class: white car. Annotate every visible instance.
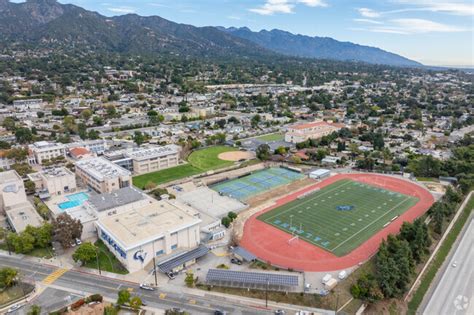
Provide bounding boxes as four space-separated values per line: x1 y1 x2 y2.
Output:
6 304 22 313
139 283 156 291
452 261 457 268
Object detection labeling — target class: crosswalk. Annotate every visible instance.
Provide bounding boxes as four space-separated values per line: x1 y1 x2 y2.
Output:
42 268 68 284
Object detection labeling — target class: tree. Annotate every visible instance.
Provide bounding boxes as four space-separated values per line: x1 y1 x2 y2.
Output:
350 274 383 303
11 163 33 176
8 231 35 254
63 116 77 133
129 296 142 311
0 267 18 288
15 127 34 144
275 146 286 155
184 270 195 287
104 306 118 315
6 148 28 162
24 180 35 194
133 131 145 146
221 217 231 228
52 213 83 248
80 109 93 121
25 223 52 248
106 105 117 118
251 114 261 128
117 289 130 305
2 117 16 131
73 242 97 265
27 305 41 315
228 211 237 221
256 144 271 160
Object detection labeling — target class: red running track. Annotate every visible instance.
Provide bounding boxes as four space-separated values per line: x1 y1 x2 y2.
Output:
240 173 435 272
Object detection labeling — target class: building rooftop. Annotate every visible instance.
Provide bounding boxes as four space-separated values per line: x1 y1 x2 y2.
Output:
75 157 131 181
87 186 145 212
96 200 201 250
125 145 180 161
5 203 43 232
31 141 64 149
288 121 344 130
40 167 75 179
0 170 22 185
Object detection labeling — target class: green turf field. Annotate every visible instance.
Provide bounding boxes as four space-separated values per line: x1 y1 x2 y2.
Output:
257 179 419 256
254 132 284 142
133 146 242 189
187 146 238 171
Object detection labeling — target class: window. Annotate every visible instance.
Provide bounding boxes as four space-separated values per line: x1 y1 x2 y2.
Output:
156 250 164 256
171 244 178 250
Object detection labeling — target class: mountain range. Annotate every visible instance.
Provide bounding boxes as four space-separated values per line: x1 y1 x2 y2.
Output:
0 0 421 67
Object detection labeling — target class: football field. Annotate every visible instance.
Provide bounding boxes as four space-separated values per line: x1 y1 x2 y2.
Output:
257 179 419 256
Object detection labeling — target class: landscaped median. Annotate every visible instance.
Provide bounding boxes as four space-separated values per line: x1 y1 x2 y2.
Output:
407 192 474 314
133 145 242 189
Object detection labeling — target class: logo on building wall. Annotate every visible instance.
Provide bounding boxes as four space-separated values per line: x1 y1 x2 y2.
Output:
133 249 147 263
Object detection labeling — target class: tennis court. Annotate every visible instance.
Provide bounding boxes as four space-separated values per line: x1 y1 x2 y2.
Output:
211 168 304 200
257 178 419 256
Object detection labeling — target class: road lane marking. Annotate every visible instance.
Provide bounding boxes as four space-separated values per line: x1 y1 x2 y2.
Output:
159 293 167 299
42 268 68 284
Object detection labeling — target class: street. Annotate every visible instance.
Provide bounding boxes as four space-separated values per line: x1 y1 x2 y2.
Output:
423 218 473 315
0 254 317 315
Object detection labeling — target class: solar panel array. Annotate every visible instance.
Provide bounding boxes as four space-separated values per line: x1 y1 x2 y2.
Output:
206 269 299 287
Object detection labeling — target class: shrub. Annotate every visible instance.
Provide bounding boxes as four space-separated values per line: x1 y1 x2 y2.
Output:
71 298 85 310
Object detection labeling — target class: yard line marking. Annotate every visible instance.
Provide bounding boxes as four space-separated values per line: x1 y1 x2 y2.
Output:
263 180 353 222
331 196 411 252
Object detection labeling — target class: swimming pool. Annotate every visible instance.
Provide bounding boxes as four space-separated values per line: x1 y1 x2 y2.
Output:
58 192 90 210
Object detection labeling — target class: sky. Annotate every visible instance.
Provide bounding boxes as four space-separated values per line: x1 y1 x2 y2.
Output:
17 0 474 66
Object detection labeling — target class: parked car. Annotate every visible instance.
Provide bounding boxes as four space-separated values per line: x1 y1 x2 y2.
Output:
275 310 286 315
139 283 156 291
75 238 82 245
214 310 227 315
230 258 242 265
167 271 177 280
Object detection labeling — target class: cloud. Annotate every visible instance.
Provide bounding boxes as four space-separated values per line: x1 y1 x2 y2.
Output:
249 0 327 15
393 1 474 16
298 0 328 7
358 8 381 18
353 18 383 25
107 6 136 14
354 18 468 34
390 18 468 33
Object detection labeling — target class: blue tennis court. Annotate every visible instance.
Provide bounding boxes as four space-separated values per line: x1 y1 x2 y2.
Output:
211 168 304 200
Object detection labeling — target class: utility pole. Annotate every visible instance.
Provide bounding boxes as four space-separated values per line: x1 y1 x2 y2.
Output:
152 242 158 286
95 248 101 275
265 278 269 308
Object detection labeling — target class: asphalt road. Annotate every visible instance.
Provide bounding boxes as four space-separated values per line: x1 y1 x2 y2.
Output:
423 218 474 315
0 255 307 315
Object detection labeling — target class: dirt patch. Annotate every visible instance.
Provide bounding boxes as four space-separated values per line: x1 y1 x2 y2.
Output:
218 151 256 162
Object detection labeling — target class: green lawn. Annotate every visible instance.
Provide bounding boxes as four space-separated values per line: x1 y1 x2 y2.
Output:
133 164 202 189
0 243 53 259
133 146 240 189
254 133 284 142
258 179 419 256
84 240 128 275
187 146 238 171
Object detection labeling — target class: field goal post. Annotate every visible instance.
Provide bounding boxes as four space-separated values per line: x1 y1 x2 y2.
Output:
288 235 299 245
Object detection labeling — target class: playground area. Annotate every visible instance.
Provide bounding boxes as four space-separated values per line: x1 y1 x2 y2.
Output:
257 178 419 256
211 167 305 201
240 173 435 271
